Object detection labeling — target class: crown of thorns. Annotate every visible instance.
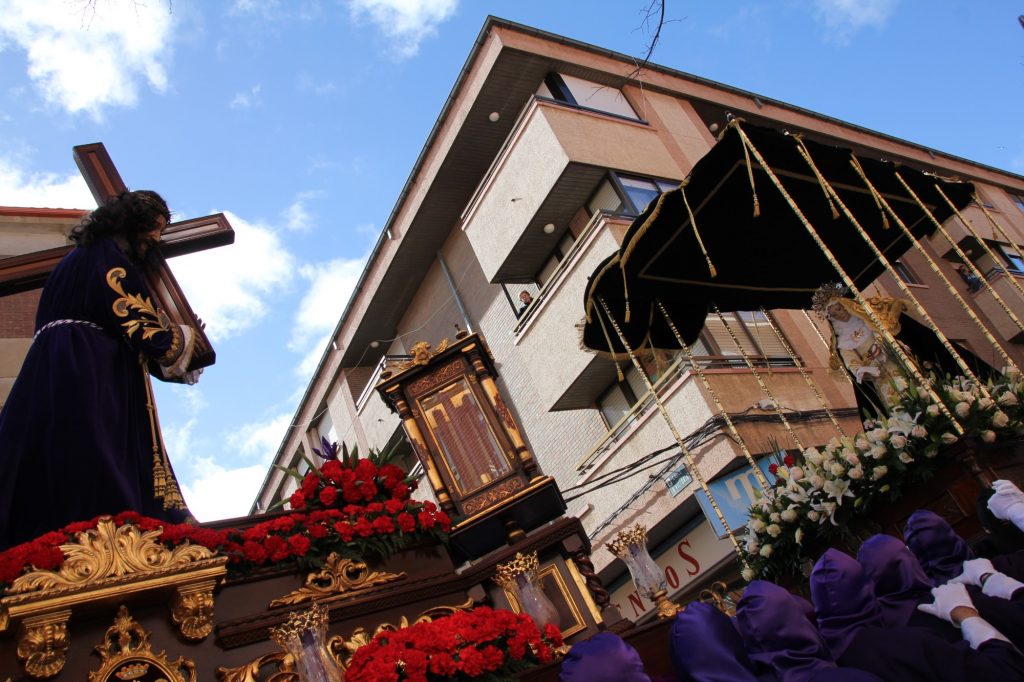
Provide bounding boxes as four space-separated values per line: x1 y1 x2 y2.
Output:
811 282 847 317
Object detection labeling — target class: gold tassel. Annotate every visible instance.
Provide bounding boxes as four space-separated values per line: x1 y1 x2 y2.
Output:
849 155 889 229
741 135 761 218
682 186 717 278
621 267 632 323
595 300 625 381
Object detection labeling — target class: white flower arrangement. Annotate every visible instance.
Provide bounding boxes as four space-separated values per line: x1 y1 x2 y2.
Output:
741 370 1024 580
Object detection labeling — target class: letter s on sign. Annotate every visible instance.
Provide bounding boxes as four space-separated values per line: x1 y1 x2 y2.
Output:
677 539 700 577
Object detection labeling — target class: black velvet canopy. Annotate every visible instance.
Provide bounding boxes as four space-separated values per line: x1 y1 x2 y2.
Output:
582 121 975 355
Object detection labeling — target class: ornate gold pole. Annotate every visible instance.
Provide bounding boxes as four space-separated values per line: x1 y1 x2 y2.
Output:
793 139 995 392
730 121 964 435
655 300 772 491
385 387 456 515
597 297 747 562
711 306 805 451
927 183 1024 335
760 307 847 437
973 196 1024 278
845 158 1016 373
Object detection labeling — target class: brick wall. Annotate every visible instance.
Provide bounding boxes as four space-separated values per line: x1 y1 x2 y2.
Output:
0 290 40 338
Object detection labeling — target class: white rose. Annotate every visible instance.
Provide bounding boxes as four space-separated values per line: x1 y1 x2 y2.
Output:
998 391 1019 407
760 544 774 558
848 466 864 480
807 510 820 522
893 376 908 393
982 430 996 444
781 509 798 523
955 401 970 418
889 435 907 450
854 436 870 450
830 462 846 477
940 432 958 445
1003 365 1020 378
898 451 914 464
911 425 927 439
866 428 887 443
992 410 1010 428
804 448 823 466
767 524 782 538
769 513 781 523
742 567 755 582
843 449 860 465
795 528 804 545
978 397 994 410
872 466 888 480
927 405 940 417
749 519 766 533
869 444 887 460
790 466 805 481
746 538 759 553
809 475 825 490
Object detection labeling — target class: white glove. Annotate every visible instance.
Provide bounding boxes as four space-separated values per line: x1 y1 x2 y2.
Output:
960 616 1011 650
948 558 996 587
982 572 1024 600
917 583 975 625
988 489 1024 531
854 365 881 383
992 480 1024 499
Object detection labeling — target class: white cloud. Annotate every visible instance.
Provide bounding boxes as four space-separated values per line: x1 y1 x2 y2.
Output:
0 0 174 118
812 0 897 43
227 413 293 461
290 256 367 373
0 157 95 209
169 210 296 342
180 458 270 522
346 0 459 59
229 83 262 109
298 72 338 96
282 190 324 232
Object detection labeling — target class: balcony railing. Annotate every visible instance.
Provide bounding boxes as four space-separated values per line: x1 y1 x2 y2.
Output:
355 354 412 413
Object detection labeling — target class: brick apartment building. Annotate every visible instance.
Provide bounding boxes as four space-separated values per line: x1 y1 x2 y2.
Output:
252 17 1024 621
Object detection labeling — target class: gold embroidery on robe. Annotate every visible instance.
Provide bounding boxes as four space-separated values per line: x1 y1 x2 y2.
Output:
106 266 174 340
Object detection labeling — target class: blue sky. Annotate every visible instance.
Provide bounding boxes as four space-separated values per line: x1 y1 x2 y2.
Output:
1 0 1022 521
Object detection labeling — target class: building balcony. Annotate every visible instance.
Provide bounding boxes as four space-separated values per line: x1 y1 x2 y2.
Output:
354 354 408 451
510 211 632 412
460 96 680 284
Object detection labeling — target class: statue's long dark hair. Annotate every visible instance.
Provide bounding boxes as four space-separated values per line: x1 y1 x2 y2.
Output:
70 190 170 266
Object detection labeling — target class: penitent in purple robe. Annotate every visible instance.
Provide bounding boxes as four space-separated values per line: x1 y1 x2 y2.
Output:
856 534 960 643
0 237 191 550
559 632 651 682
903 510 974 586
812 548 1024 681
670 601 769 682
736 580 882 682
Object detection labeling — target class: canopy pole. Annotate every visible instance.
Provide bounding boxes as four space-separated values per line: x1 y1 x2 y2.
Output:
711 306 806 451
975 197 1024 268
730 121 964 435
847 158 1016 373
760 307 847 438
597 296 748 564
793 139 997 391
927 182 1024 336
655 299 772 491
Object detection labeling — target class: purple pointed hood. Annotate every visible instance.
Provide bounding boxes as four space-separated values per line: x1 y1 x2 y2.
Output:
810 549 883 660
670 602 761 682
904 510 974 585
559 632 651 682
856 534 932 627
736 580 837 682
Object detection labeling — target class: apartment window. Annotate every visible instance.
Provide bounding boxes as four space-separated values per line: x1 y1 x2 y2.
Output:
664 464 692 496
1011 194 1024 215
892 260 921 284
998 243 1024 273
587 173 677 218
703 311 790 360
596 365 643 428
538 73 639 120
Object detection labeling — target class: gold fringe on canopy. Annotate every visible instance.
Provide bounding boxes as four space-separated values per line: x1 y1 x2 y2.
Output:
682 185 717 278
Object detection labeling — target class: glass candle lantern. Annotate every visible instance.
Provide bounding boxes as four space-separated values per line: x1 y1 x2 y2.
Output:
495 551 560 628
606 524 681 619
269 602 343 682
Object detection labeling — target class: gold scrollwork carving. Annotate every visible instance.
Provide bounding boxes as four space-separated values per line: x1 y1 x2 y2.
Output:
17 610 69 679
88 605 196 682
398 339 451 371
171 581 218 641
407 361 463 395
6 518 221 597
216 598 476 681
462 477 525 515
268 554 407 608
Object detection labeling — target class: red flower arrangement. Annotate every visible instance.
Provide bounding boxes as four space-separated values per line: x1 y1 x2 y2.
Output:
345 606 564 682
0 449 451 592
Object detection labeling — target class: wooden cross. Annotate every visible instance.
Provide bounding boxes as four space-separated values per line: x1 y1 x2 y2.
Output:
0 143 234 369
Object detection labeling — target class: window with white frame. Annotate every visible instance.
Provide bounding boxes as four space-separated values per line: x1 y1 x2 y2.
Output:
537 73 639 120
702 311 790 360
587 172 678 218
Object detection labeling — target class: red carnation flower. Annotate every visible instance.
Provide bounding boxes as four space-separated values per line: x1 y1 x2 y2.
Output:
319 486 339 507
289 490 306 510
396 512 416 533
783 454 795 467
241 540 268 564
287 534 311 557
768 463 779 475
333 521 355 542
372 516 395 534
